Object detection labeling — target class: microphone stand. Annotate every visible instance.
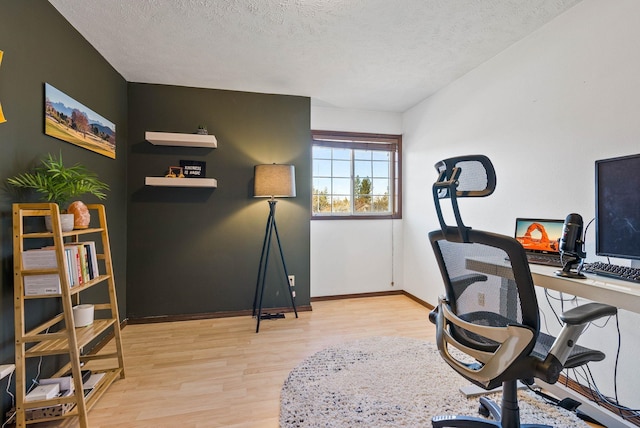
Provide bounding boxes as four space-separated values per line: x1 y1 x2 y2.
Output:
556 253 586 279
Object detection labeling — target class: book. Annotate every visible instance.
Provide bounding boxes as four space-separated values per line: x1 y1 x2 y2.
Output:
78 244 88 283
69 242 99 280
84 244 93 279
21 249 67 295
63 245 82 285
64 248 74 287
21 248 57 270
24 274 61 295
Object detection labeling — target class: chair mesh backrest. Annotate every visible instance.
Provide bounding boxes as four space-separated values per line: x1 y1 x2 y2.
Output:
430 229 540 351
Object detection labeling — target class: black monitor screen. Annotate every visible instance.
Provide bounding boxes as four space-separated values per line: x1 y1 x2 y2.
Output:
595 153 640 260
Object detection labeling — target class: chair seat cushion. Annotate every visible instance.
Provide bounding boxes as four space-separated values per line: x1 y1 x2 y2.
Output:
533 332 605 368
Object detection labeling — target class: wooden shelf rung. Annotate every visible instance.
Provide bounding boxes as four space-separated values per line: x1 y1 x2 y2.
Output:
25 319 116 357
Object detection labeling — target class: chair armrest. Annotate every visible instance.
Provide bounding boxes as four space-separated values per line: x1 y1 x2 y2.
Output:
560 302 617 325
539 302 617 383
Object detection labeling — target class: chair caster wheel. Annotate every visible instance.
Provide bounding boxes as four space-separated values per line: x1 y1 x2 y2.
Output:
478 402 490 418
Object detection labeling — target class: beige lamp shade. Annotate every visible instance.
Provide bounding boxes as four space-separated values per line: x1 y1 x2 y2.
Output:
254 164 296 198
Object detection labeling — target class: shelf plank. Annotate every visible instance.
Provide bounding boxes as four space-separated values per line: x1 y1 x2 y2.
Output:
145 131 217 148
22 227 104 239
23 275 111 299
25 319 117 357
18 368 123 424
145 177 218 188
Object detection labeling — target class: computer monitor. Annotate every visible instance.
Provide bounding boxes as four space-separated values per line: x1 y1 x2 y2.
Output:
595 153 640 261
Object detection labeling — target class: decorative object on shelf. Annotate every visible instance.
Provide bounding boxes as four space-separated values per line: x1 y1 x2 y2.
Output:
43 213 75 232
179 160 206 178
196 125 208 135
164 166 185 178
0 50 6 124
72 304 94 327
68 200 91 229
44 83 116 159
6 152 109 231
252 163 298 333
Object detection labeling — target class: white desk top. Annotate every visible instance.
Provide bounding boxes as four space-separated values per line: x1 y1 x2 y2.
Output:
465 257 640 314
530 263 640 314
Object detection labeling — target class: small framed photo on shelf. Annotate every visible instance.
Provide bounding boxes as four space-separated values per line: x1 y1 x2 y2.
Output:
179 160 206 178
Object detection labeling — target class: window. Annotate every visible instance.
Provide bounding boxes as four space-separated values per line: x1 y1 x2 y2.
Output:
312 130 402 219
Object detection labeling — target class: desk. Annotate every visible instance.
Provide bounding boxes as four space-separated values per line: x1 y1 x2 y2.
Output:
530 264 640 314
466 257 640 314
466 257 640 427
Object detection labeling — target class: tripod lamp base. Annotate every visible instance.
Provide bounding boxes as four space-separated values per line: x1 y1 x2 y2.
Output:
259 312 285 320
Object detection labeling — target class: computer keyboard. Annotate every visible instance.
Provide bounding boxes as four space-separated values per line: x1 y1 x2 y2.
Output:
526 254 563 267
581 262 640 283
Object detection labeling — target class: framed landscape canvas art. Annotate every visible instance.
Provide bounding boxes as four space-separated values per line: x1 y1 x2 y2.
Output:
44 83 116 159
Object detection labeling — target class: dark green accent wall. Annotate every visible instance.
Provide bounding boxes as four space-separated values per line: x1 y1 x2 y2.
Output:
127 83 311 318
0 2 311 422
0 0 128 420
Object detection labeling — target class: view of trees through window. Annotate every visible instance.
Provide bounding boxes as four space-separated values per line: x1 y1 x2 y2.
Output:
312 131 401 218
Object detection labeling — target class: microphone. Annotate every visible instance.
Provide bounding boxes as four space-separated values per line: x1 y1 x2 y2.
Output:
559 213 586 258
556 213 586 279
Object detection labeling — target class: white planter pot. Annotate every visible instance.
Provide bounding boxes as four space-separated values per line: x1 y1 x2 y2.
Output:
72 304 94 327
44 213 75 232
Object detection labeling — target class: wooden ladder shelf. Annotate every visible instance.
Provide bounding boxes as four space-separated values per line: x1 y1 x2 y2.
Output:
12 203 125 427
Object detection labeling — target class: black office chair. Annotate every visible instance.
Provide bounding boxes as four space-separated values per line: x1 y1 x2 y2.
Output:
428 155 616 428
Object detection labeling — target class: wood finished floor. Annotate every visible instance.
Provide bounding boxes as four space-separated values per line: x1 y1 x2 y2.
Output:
45 295 434 427
32 295 606 428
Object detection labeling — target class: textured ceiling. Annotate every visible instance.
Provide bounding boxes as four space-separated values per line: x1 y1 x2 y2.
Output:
48 0 581 112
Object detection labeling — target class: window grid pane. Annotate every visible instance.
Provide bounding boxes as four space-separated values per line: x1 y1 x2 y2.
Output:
312 132 400 218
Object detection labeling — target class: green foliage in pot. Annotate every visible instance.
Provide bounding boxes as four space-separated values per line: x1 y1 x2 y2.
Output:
6 152 109 209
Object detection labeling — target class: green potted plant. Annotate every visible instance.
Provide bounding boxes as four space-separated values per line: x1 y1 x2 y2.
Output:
7 152 109 231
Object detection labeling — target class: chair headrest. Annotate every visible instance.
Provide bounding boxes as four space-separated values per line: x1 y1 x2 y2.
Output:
434 155 496 199
432 155 496 242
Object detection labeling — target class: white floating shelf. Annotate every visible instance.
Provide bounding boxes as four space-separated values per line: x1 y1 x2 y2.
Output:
145 131 217 148
145 177 218 188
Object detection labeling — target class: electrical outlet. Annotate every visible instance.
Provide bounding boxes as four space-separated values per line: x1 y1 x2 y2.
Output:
288 275 295 287
0 364 15 380
477 293 485 307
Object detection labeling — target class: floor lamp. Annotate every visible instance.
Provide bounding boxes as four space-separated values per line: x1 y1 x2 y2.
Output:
252 164 298 333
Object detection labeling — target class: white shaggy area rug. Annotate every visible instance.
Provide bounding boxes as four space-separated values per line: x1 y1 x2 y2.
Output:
280 336 588 427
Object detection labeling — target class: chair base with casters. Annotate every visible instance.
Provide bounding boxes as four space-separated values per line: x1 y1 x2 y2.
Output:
432 380 551 428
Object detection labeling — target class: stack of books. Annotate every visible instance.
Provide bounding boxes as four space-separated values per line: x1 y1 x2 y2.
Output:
22 242 100 295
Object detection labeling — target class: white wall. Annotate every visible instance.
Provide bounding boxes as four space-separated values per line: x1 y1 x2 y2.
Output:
310 106 403 297
402 0 640 410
